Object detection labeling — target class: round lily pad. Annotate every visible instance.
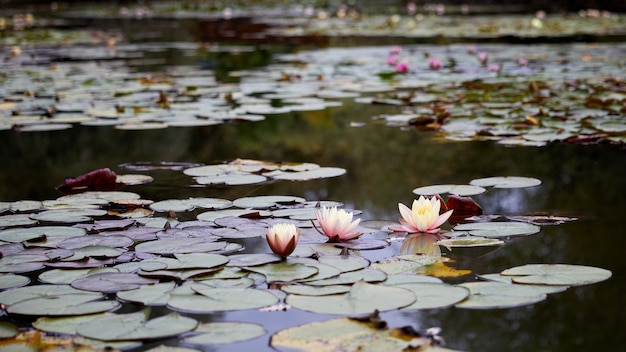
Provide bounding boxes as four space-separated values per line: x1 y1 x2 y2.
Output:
389 283 469 310
7 293 121 316
77 310 198 341
317 255 370 273
455 281 547 309
281 284 351 296
0 226 86 244
436 237 505 248
167 285 279 313
271 167 346 181
452 221 541 238
71 272 159 293
33 313 116 335
243 262 319 283
500 264 612 286
412 184 486 196
306 268 387 286
477 273 568 294
117 282 177 306
184 322 266 345
232 195 306 209
0 273 30 289
39 268 120 284
135 238 228 254
469 176 542 188
286 280 415 315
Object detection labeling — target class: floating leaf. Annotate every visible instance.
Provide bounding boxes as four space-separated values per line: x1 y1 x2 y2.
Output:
184 322 266 345
0 226 86 245
226 253 282 267
455 282 547 309
281 284 351 296
452 221 541 238
317 255 370 273
271 316 458 352
500 264 612 286
0 273 30 289
286 280 415 315
388 283 469 310
7 293 120 316
232 195 306 209
306 268 387 286
77 310 197 341
477 273 568 294
413 184 486 196
135 238 228 254
0 322 18 339
39 267 119 284
71 272 159 293
117 282 177 306
243 262 319 283
371 254 442 275
33 313 116 335
167 285 278 313
469 176 542 188
382 274 442 285
436 237 505 248
271 167 347 181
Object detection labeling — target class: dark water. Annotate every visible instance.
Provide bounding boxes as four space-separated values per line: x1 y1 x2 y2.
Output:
1 6 625 352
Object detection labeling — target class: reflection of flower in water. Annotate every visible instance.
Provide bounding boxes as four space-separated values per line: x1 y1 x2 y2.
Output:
400 233 444 256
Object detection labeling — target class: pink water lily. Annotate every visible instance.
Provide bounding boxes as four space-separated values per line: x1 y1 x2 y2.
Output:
395 60 410 73
429 58 442 70
314 206 361 242
266 223 299 259
389 196 453 233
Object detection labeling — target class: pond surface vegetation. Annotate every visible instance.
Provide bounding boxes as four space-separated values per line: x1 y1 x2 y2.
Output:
0 1 625 351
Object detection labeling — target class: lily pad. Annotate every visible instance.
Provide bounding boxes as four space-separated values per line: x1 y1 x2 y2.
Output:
455 281 547 309
306 268 387 286
167 285 279 313
33 313 116 335
0 322 18 339
317 255 370 273
117 282 177 306
135 238 228 254
370 254 442 275
469 176 542 188
232 195 306 209
226 253 282 267
0 226 86 244
271 167 347 181
388 283 469 310
0 273 30 289
7 293 120 316
500 264 612 286
38 267 120 284
184 322 266 345
243 262 319 283
477 273 568 294
77 309 198 341
452 221 541 238
70 272 159 293
436 237 505 248
286 280 415 315
413 184 487 196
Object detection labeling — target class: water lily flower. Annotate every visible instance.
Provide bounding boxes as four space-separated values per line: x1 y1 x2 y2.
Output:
488 63 502 73
429 58 442 70
266 223 299 259
389 196 453 233
387 54 399 66
314 207 361 242
477 52 488 65
389 45 402 55
395 60 410 73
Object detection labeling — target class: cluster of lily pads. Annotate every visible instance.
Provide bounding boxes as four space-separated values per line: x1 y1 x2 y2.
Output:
0 166 612 350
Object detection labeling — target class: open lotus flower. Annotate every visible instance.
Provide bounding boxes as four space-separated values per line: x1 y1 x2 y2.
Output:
314 207 361 242
266 223 299 259
389 196 453 233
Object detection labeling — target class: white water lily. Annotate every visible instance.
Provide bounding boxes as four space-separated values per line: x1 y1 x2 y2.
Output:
266 223 299 259
314 207 361 242
389 195 453 233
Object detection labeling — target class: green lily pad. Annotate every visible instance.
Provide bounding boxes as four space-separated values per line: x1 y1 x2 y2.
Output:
197 209 272 222
57 235 134 249
317 255 370 273
61 245 124 260
271 316 459 352
0 273 30 289
135 238 228 254
306 268 387 286
243 262 319 283
477 273 568 294
452 221 541 238
39 267 120 284
232 195 306 209
388 283 469 310
286 280 415 315
184 322 266 345
412 184 486 196
70 272 159 293
382 274 443 285
117 282 177 306
0 254 48 273
77 309 198 341
271 167 347 181
29 209 107 223
281 284 351 296
226 253 282 267
150 198 232 212
0 226 86 244
500 264 612 286
455 281 547 309
370 254 442 275
469 176 542 188
436 237 505 248
167 285 279 313
0 214 38 228
0 322 18 339
7 293 120 316
33 312 116 334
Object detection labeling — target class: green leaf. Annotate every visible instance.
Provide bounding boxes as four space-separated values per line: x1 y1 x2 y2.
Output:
243 262 319 283
184 322 266 345
77 310 198 341
167 285 279 313
452 221 541 238
500 264 612 286
286 280 416 315
455 282 547 309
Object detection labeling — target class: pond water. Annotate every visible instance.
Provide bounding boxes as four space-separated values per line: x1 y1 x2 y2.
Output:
0 3 625 352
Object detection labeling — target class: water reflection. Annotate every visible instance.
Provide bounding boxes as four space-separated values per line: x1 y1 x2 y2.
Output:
399 233 444 256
